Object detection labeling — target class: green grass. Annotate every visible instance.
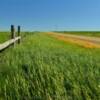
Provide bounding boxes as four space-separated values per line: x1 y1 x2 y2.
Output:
55 31 100 37
0 32 29 43
0 32 100 100
0 32 10 43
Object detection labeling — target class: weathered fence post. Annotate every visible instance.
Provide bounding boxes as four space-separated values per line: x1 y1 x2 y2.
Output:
0 25 21 52
11 25 15 39
18 26 21 44
11 25 15 46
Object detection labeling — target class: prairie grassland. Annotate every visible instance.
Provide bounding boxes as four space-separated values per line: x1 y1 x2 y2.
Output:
0 33 100 100
56 31 100 37
0 32 10 43
47 32 100 48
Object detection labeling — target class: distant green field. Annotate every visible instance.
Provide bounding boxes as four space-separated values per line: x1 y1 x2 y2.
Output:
0 32 10 43
0 32 100 100
0 32 28 43
55 31 100 37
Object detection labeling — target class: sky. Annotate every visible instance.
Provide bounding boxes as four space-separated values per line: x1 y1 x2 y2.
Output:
0 0 100 31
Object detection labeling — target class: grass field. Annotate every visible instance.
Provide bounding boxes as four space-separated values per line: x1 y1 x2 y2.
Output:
55 31 100 37
0 32 100 100
0 32 10 43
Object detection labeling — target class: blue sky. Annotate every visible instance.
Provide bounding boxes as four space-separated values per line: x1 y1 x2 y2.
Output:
0 0 100 31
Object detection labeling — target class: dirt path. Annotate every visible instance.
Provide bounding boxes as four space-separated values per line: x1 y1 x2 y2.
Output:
47 32 100 48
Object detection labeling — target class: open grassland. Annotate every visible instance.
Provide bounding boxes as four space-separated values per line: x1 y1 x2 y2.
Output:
0 32 29 43
0 32 10 43
48 32 100 48
0 32 100 100
56 31 100 37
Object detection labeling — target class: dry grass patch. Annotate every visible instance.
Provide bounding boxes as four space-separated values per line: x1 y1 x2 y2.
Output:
47 32 100 48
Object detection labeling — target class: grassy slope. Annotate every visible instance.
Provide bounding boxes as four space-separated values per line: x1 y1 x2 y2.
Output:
55 31 100 37
0 33 100 100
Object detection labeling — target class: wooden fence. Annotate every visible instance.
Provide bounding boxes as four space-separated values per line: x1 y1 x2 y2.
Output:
0 25 21 52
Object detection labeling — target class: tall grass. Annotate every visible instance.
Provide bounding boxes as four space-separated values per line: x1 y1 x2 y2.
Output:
0 33 100 100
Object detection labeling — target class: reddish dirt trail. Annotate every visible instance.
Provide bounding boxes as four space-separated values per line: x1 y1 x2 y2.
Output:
47 32 100 48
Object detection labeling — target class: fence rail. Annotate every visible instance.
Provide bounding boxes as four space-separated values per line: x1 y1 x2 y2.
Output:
0 25 21 52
